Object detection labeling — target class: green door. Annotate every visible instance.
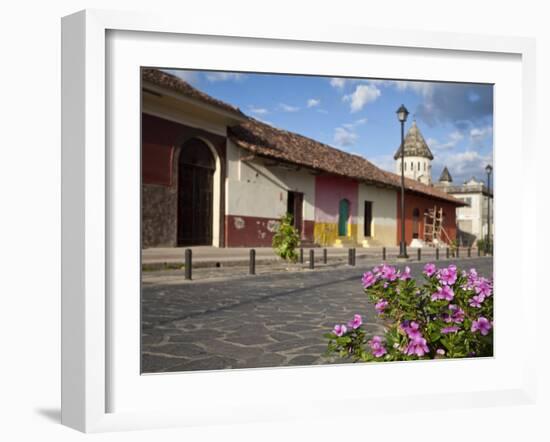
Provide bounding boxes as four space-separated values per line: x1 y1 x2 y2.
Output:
338 199 349 236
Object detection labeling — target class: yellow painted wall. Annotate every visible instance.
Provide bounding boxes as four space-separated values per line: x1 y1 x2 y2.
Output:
314 222 358 246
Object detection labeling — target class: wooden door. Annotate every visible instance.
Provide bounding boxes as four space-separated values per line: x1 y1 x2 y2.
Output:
338 199 349 236
177 139 215 246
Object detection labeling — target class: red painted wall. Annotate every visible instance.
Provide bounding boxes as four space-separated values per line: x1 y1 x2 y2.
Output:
314 175 359 223
396 192 458 245
225 215 314 247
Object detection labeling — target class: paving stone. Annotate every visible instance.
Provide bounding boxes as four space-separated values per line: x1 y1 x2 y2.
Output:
167 356 239 372
141 353 188 373
287 355 321 366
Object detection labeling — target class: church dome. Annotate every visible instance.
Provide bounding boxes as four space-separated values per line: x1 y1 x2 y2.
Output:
393 121 434 160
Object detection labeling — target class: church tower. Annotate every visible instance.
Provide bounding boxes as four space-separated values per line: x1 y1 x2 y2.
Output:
394 120 434 185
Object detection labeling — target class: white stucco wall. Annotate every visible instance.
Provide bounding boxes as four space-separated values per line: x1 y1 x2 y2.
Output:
395 155 432 185
225 140 315 220
357 184 397 246
454 192 493 244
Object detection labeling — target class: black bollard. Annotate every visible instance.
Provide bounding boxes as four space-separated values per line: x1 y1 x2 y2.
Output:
323 248 327 264
468 247 471 258
478 247 481 257
417 248 421 261
348 248 353 266
300 248 304 264
249 249 256 275
185 249 192 280
436 248 439 260
309 249 314 269
456 247 460 258
382 247 386 261
352 248 356 266
446 248 450 259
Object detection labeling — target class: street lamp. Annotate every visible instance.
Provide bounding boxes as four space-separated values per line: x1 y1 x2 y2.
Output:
485 164 493 255
396 104 409 259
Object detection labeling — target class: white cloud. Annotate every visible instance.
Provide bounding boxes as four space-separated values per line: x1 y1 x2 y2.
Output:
427 131 464 151
370 154 395 172
394 80 435 97
333 127 358 147
205 72 245 82
317 109 329 114
433 150 492 183
330 78 347 89
470 125 493 141
342 118 368 130
248 106 269 115
343 84 381 112
307 98 321 108
279 103 300 112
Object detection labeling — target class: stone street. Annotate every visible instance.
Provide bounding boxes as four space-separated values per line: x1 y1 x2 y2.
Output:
141 257 493 373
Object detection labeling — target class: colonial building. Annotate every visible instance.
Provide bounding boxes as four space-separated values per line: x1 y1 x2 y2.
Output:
434 169 494 247
141 68 463 249
394 121 434 185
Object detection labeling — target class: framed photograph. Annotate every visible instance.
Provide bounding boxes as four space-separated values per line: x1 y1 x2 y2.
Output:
61 9 537 433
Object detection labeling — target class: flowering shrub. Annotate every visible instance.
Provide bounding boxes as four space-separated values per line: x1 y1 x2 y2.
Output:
325 263 493 361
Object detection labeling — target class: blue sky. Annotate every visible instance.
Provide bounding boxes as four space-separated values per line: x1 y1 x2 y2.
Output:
164 69 493 185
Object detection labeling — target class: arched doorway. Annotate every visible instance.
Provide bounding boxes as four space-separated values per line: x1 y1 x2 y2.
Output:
177 138 215 246
338 199 350 236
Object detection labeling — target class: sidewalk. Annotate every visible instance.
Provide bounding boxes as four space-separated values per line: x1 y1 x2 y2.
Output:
142 245 486 270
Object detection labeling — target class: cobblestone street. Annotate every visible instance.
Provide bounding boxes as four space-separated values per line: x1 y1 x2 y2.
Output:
141 257 493 373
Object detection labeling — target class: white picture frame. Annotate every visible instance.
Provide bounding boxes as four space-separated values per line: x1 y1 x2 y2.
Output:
61 9 537 433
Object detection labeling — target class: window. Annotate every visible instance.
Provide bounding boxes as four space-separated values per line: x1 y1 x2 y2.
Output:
461 197 472 207
424 162 426 171
418 161 420 171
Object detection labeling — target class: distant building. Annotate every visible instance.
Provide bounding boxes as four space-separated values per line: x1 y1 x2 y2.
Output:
394 121 434 185
434 171 493 247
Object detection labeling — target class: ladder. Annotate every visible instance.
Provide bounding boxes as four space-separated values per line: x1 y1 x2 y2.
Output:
423 206 451 246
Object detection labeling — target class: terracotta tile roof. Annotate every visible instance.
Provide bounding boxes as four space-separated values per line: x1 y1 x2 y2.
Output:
142 68 464 206
141 68 247 119
230 119 464 206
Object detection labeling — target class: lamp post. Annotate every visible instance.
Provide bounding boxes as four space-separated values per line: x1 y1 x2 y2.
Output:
396 104 409 259
485 164 493 255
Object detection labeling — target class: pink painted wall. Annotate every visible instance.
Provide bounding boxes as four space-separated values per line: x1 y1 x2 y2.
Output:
314 175 359 222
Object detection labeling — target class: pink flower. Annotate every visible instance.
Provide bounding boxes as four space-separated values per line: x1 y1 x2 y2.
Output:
438 264 458 285
469 294 485 308
400 266 412 280
380 264 398 281
449 305 465 323
441 326 460 334
436 348 446 356
405 335 429 357
401 321 422 339
475 278 492 298
471 317 492 336
423 263 437 277
333 324 347 337
431 285 454 302
347 314 362 329
368 336 387 358
362 271 377 288
375 299 389 314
